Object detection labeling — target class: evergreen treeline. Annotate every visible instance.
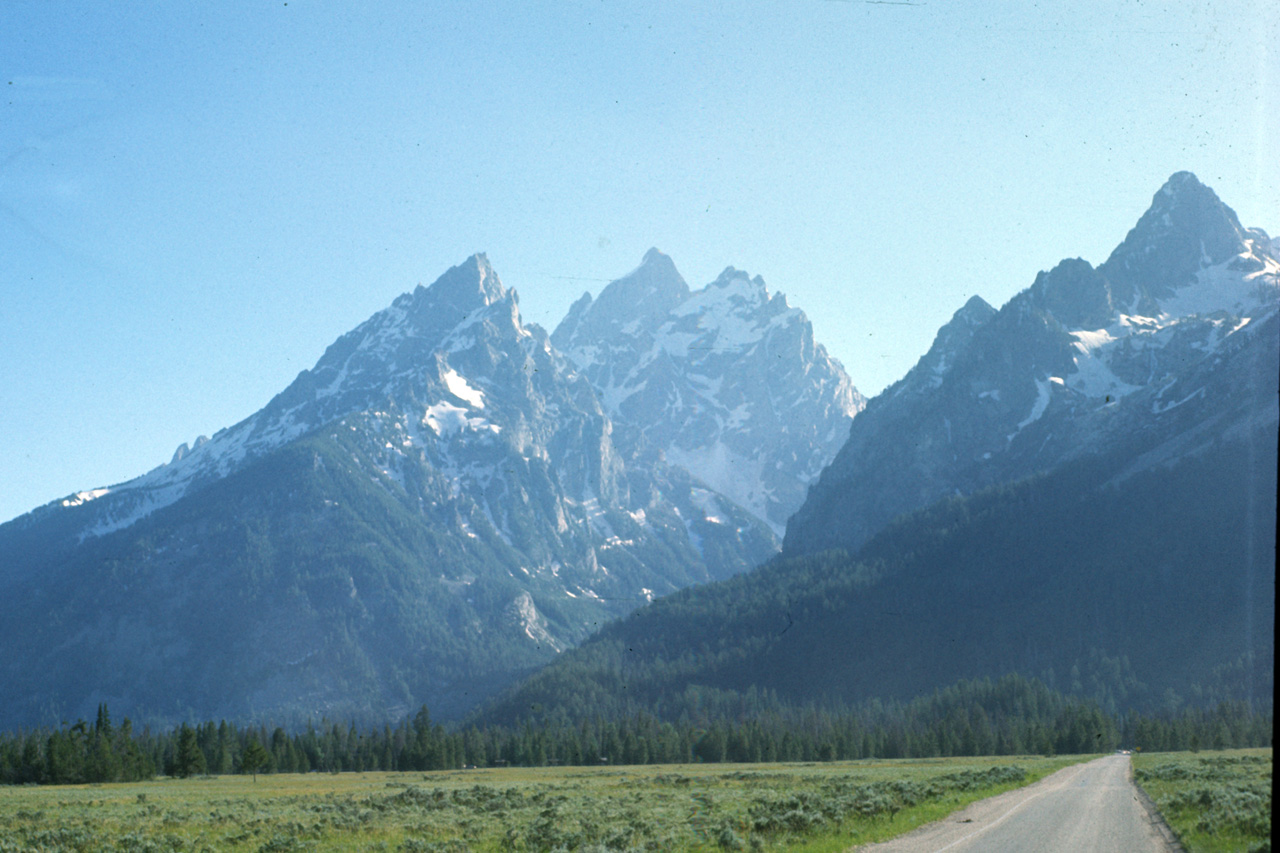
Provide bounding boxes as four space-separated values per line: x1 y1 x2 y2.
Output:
1 677 1269 786
0 705 154 785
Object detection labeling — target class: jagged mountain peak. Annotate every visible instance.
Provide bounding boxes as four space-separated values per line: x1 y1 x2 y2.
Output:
891 294 996 395
1102 171 1252 303
615 247 689 305
1154 170 1219 209
640 245 673 267
315 253 516 379
553 253 862 537
711 265 766 290
411 252 508 317
550 249 690 356
679 266 778 319
699 267 786 317
955 294 997 325
1027 258 1114 330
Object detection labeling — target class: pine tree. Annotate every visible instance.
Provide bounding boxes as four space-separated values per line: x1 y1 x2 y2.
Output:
174 724 207 778
240 736 269 781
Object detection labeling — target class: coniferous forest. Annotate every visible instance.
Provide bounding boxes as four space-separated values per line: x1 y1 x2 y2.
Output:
2 676 1270 786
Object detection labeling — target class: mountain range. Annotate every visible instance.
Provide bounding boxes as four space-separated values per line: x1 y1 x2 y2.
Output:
0 172 1272 730
481 172 1278 724
0 251 856 727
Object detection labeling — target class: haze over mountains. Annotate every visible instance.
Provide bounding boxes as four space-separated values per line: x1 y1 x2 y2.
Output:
0 249 856 727
0 172 1273 730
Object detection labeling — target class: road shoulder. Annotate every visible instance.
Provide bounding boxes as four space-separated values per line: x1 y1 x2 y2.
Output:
1128 760 1185 852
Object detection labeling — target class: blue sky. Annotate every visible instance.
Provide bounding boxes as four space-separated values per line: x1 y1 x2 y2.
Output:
1 1 1276 524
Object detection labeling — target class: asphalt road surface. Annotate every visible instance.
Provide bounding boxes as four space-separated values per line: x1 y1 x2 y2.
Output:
855 755 1178 852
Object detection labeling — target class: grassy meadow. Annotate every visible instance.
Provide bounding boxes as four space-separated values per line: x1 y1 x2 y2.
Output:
1133 748 1272 853
0 754 1088 852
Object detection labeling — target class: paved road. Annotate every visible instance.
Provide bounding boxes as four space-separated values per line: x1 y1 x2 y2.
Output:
854 755 1178 853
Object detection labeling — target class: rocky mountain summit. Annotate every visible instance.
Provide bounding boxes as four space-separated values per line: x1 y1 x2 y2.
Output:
554 249 863 536
786 172 1279 556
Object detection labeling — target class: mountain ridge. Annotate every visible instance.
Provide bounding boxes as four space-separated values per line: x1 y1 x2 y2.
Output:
0 248 848 727
784 171 1278 557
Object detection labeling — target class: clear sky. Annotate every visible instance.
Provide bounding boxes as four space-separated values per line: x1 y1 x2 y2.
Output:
1 1 1276 525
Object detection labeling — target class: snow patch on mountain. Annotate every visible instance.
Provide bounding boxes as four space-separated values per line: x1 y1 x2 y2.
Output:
423 402 500 438
1056 236 1276 402
61 488 110 508
1152 386 1208 415
1158 243 1279 319
84 481 190 539
1067 338 1142 399
1016 379 1053 430
443 368 485 407
667 442 771 531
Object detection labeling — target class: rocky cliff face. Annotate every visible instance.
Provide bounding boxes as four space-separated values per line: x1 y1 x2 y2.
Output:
553 249 864 537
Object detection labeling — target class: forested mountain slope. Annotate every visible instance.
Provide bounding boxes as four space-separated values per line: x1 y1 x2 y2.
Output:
479 425 1276 725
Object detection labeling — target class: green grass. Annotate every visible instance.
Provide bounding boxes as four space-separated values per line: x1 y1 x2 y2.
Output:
1133 748 1272 853
0 755 1090 852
